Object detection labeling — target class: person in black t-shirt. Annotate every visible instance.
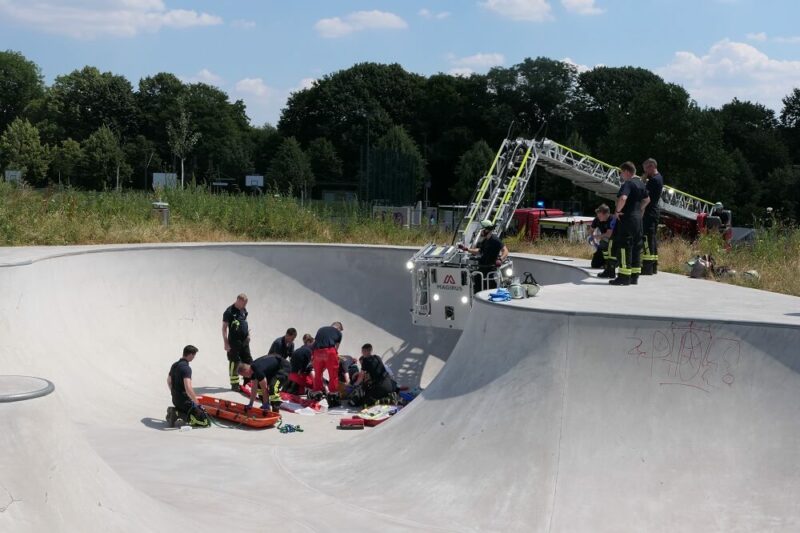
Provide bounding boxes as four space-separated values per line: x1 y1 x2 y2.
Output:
609 162 650 286
349 343 398 407
238 354 290 413
589 204 614 269
268 328 296 360
641 158 664 275
460 219 509 292
286 333 315 395
222 293 252 392
166 345 209 428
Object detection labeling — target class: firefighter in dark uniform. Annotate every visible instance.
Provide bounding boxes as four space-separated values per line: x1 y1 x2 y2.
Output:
166 345 210 428
460 219 509 292
222 293 252 391
268 328 296 360
610 162 650 286
589 204 614 269
238 354 290 413
641 158 664 275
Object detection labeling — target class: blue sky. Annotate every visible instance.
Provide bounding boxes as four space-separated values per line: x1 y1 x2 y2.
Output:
2 0 800 126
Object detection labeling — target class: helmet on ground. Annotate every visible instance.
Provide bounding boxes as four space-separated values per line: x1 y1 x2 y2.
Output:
480 219 495 229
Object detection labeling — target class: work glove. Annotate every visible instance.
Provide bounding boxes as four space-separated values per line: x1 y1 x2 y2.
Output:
495 260 502 267
457 244 466 251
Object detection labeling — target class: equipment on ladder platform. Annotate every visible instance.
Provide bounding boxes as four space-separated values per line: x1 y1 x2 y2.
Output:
408 130 724 330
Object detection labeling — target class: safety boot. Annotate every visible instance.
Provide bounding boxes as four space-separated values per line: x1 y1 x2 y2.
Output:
630 274 639 285
609 274 630 286
166 406 178 428
652 261 658 274
326 392 341 409
641 261 654 276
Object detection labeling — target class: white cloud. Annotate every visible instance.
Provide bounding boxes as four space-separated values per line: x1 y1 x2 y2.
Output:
235 78 271 98
419 8 451 19
297 78 317 91
231 19 256 29
562 57 591 73
448 68 475 77
746 32 767 42
451 52 506 69
561 0 604 15
181 68 223 86
480 0 553 22
658 39 800 110
314 10 407 38
773 35 800 44
0 0 222 39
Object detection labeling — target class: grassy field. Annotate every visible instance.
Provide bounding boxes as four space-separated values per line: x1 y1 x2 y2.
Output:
2 183 799 296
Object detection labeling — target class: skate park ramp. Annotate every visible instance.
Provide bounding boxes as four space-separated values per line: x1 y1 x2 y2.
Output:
1 243 799 532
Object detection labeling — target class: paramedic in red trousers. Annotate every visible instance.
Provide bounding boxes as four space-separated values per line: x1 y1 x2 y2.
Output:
311 322 344 407
609 162 649 286
641 158 664 275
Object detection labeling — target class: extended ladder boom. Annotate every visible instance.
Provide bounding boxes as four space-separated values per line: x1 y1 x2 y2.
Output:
457 139 539 247
534 140 716 220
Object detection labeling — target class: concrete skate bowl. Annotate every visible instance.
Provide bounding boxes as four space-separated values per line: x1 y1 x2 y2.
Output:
283 298 800 532
0 243 587 533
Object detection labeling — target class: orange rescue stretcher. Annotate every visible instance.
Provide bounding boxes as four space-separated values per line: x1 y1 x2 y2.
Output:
196 395 281 429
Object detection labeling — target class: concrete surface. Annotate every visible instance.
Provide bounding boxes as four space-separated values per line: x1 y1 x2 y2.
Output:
0 243 798 532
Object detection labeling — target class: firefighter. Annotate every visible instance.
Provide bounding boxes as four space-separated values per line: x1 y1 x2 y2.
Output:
222 293 252 391
268 327 296 360
590 204 614 270
166 345 210 428
238 354 290 413
609 162 649 286
460 219 509 292
641 158 664 275
286 333 314 396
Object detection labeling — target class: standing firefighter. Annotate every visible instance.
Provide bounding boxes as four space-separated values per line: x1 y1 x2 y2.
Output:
641 158 664 275
222 293 252 391
460 219 509 292
610 162 649 286
166 345 209 428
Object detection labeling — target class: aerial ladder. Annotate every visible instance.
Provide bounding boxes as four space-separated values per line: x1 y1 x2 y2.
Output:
408 136 717 330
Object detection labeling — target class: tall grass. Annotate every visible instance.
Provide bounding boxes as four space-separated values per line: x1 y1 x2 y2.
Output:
514 228 800 297
2 183 798 296
0 183 449 246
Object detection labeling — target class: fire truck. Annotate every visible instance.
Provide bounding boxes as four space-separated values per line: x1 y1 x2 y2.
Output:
408 137 721 329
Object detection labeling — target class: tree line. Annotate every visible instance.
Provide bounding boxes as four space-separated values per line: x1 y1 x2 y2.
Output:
2 49 800 223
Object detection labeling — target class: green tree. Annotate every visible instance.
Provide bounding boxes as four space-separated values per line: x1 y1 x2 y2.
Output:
487 57 583 138
124 135 162 189
451 140 494 202
366 125 427 204
306 138 343 184
267 137 314 199
780 88 800 164
0 118 50 184
49 66 138 141
182 83 253 183
279 63 426 179
0 50 45 133
718 98 789 177
136 73 186 162
166 98 201 188
250 124 283 175
51 138 83 186
80 125 130 190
